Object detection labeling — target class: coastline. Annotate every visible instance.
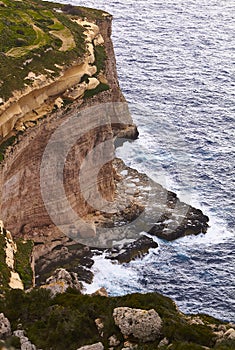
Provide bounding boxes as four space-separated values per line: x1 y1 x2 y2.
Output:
0 1 234 349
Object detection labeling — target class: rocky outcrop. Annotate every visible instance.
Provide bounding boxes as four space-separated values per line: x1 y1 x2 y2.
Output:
148 205 209 241
34 240 94 286
214 325 235 345
108 235 158 263
113 307 162 342
223 328 235 340
92 287 108 297
41 268 82 296
13 330 37 350
108 159 209 243
0 313 11 339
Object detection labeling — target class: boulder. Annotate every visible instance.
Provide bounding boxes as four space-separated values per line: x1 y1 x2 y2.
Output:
113 307 162 342
77 343 104 350
95 318 104 336
0 313 11 339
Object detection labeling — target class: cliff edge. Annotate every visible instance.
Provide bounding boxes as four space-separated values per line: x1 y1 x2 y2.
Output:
0 0 209 285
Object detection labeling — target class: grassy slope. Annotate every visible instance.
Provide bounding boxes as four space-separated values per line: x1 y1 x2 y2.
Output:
0 0 108 100
0 0 109 162
0 289 234 350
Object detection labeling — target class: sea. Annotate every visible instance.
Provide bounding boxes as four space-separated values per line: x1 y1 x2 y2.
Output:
50 0 235 322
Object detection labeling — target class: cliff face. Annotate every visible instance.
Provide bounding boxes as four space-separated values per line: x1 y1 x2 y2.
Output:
0 7 137 247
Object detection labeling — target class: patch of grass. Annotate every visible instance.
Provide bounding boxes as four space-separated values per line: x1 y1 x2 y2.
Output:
14 239 34 290
0 135 17 163
94 44 107 74
4 335 21 348
214 340 235 349
0 0 95 100
49 19 65 31
0 230 11 291
83 82 109 99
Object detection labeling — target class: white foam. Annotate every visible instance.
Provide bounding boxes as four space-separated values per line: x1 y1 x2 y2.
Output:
83 253 140 295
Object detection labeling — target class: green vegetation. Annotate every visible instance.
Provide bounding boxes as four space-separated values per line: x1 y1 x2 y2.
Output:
0 229 10 291
0 0 111 163
1 335 21 348
84 82 110 99
0 135 17 162
0 0 110 100
94 45 107 74
0 289 233 350
15 239 34 289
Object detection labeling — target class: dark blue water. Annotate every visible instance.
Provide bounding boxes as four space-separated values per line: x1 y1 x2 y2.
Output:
51 0 235 321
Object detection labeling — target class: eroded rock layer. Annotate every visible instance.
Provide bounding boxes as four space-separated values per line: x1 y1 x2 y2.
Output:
0 12 135 245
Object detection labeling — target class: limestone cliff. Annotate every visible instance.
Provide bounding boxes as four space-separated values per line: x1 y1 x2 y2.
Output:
0 1 137 250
